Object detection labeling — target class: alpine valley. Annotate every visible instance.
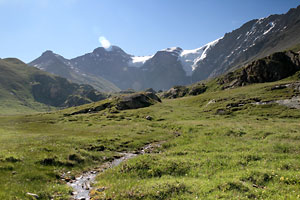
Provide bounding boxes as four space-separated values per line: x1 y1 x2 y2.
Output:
1 3 300 200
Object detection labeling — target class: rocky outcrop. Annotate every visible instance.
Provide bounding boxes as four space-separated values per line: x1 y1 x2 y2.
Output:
160 86 189 99
69 92 161 115
160 83 207 99
116 92 161 110
144 88 157 94
219 51 300 89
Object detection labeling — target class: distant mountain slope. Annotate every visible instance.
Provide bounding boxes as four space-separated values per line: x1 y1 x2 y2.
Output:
29 51 120 93
0 58 107 114
192 5 300 81
70 46 142 90
139 47 189 90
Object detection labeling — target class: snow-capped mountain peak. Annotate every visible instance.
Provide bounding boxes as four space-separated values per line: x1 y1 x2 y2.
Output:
178 37 223 75
127 38 223 75
161 47 183 53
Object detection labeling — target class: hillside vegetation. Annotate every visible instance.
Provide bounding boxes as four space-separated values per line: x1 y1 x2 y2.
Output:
0 58 107 114
0 69 300 199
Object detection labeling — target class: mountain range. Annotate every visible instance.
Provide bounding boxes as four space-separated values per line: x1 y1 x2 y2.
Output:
29 5 300 92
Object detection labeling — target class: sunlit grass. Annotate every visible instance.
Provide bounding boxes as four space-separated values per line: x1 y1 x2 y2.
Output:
0 78 300 199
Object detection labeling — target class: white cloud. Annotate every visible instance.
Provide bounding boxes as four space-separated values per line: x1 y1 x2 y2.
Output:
98 36 111 49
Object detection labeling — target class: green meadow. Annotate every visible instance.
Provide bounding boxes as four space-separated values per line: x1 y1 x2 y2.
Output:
0 77 300 199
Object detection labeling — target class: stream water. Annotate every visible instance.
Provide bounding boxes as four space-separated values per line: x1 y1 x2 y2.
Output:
68 143 159 200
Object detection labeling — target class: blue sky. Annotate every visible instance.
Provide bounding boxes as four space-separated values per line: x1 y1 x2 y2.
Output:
0 0 299 62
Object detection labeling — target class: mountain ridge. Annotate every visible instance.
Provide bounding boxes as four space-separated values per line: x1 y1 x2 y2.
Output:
30 5 300 91
30 51 120 93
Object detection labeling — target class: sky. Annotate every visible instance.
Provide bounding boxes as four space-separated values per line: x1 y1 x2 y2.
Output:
0 0 299 62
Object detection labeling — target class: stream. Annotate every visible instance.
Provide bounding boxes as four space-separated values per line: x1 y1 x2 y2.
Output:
67 143 160 200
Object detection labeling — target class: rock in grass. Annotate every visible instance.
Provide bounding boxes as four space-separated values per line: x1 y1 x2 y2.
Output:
145 115 153 120
26 192 39 199
96 187 107 192
116 92 161 110
216 109 226 115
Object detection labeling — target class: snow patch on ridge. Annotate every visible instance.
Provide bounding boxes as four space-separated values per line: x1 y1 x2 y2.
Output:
162 47 183 54
179 37 223 76
263 22 275 35
129 55 153 67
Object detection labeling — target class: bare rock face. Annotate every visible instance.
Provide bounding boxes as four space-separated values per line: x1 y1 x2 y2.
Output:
116 92 161 110
160 83 207 99
219 51 300 89
69 92 161 116
161 86 189 99
144 92 162 102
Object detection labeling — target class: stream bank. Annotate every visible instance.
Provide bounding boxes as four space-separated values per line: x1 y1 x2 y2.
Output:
67 143 162 200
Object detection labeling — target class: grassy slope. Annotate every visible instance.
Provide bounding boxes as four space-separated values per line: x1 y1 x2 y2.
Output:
0 59 54 114
90 78 300 200
0 76 300 199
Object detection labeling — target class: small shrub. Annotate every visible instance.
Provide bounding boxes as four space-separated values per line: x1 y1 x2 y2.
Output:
68 153 85 163
241 171 272 186
0 164 14 171
5 156 21 163
39 157 63 166
86 144 105 151
244 154 262 162
218 181 249 192
225 130 247 137
273 143 292 153
262 132 274 139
